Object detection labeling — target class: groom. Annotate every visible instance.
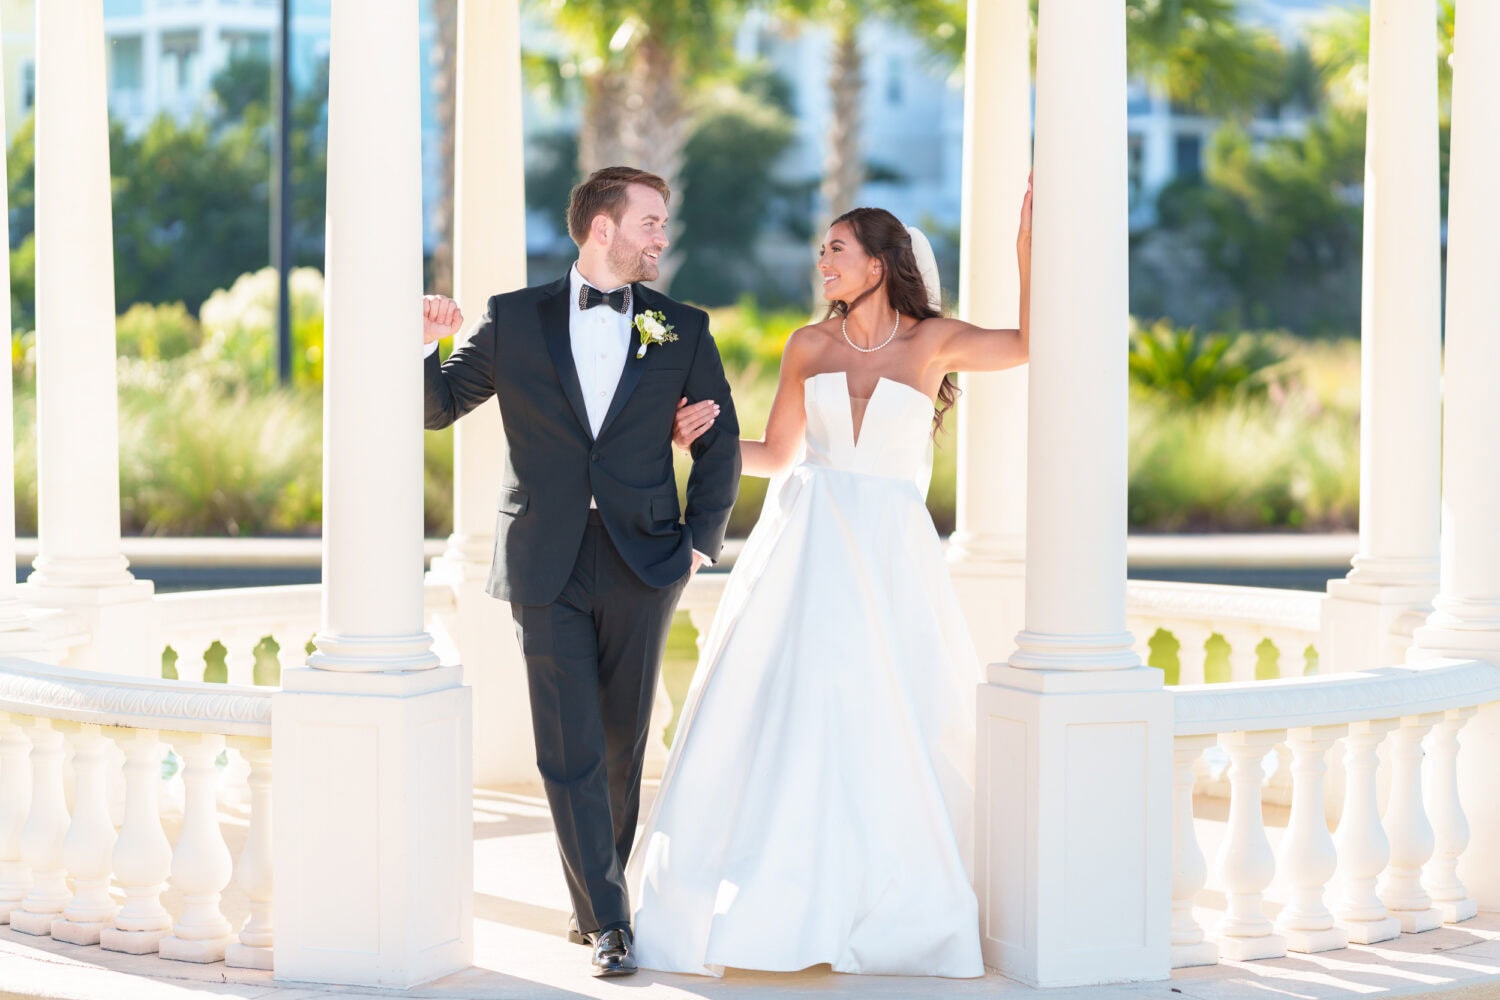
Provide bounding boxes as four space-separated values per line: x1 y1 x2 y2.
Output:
421 166 740 977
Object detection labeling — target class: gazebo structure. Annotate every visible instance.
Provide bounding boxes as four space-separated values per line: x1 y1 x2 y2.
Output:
1 0 1499 993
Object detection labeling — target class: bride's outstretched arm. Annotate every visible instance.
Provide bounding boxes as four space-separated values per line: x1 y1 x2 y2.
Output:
675 327 814 478
930 178 1033 374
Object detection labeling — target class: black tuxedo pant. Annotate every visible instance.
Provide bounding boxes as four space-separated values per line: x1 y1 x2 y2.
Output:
512 511 688 935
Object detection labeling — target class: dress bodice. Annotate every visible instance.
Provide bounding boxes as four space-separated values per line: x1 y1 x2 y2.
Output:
801 370 936 487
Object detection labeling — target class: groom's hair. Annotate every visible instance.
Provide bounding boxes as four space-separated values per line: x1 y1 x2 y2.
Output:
567 166 671 246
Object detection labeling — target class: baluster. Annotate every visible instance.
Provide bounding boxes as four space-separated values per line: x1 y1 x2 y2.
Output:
223 637 256 686
1379 712 1443 932
1171 735 1217 968
159 733 236 963
11 719 71 935
272 629 308 676
226 740 274 970
1174 624 1212 686
1214 730 1286 959
1222 627 1261 684
52 725 119 944
1276 725 1348 953
101 729 173 954
1333 719 1401 943
1423 706 1478 923
0 713 33 923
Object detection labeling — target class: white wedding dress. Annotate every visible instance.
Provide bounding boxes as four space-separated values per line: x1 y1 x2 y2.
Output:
628 369 985 979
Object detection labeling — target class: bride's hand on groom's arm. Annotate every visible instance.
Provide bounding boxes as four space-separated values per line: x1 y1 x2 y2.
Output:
423 294 464 345
674 397 720 452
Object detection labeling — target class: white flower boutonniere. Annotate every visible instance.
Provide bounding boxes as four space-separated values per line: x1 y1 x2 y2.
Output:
633 310 678 359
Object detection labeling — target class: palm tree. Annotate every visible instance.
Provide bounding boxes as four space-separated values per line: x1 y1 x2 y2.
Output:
1309 1 1455 113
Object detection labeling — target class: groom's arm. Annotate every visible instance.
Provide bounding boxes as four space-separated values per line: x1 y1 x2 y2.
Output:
680 312 741 564
424 294 499 430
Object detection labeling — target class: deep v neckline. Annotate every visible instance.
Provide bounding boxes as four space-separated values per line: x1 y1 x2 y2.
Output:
818 371 932 450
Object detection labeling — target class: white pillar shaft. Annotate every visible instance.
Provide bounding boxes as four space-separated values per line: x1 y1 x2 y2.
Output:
31 0 132 588
1348 0 1441 587
448 0 526 559
1012 0 1134 668
952 0 1029 565
312 0 435 671
1424 0 1500 631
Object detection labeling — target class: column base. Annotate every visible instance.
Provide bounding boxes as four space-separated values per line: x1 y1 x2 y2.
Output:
1388 906 1443 933
226 941 275 970
51 917 110 946
100 926 168 954
1434 897 1479 924
1216 932 1287 962
27 554 135 589
975 669 1172 986
160 933 233 963
272 677 472 988
306 630 440 672
1280 924 1348 954
1338 915 1401 944
1322 577 1436 674
10 908 64 936
1007 629 1141 672
1170 940 1219 969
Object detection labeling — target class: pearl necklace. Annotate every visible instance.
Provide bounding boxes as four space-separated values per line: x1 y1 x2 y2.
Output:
841 311 901 353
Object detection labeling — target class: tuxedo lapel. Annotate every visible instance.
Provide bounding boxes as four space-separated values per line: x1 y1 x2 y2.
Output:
538 273 594 440
595 284 653 440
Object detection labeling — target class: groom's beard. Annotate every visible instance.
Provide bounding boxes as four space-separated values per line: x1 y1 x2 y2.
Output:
607 236 658 285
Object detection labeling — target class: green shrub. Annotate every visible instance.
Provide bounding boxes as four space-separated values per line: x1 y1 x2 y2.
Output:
1128 318 1287 406
116 302 203 361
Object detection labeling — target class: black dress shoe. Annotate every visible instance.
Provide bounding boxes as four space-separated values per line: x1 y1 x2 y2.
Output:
591 927 637 978
566 915 594 946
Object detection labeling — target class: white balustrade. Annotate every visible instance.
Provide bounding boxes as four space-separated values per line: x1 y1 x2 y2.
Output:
0 713 32 922
11 718 70 935
1223 628 1262 683
1170 734 1217 968
159 733 236 963
52 724 119 944
102 728 173 953
1276 725 1347 953
1334 719 1403 943
1424 706 1478 922
1379 713 1444 932
1214 730 1287 960
1174 624 1213 686
225 740 274 970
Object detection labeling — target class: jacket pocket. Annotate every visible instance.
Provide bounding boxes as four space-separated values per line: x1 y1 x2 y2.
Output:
497 487 530 517
650 493 681 522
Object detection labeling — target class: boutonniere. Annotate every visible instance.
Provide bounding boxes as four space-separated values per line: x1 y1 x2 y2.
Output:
633 310 678 359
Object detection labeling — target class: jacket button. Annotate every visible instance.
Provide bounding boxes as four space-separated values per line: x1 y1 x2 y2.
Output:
591 452 599 462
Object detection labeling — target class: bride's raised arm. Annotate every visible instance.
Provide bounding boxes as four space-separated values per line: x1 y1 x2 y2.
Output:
931 178 1032 374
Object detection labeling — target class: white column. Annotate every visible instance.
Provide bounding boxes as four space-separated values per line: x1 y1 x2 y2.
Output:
975 0 1172 986
425 0 535 788
1276 726 1348 953
274 0 472 987
1408 0 1500 913
0 714 32 923
947 0 1030 666
26 0 153 672
101 729 173 954
1321 0 1442 674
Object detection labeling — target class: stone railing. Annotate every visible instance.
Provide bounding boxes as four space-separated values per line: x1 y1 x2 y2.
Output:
1168 659 1500 969
0 657 274 970
152 581 459 686
1128 581 1323 685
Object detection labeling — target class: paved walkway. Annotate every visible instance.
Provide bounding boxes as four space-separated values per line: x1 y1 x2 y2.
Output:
3 784 1498 1000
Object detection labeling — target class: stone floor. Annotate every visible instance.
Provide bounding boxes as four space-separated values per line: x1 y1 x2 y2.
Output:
3 785 1500 1000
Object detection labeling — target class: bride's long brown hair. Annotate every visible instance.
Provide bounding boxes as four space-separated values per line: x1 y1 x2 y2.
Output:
824 207 960 433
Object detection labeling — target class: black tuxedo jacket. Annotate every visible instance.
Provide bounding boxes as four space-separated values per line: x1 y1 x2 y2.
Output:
423 273 741 607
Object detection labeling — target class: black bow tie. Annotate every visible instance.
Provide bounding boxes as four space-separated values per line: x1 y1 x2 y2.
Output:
579 284 631 314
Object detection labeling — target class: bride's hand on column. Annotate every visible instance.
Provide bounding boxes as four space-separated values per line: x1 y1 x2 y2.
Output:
1017 172 1033 273
423 294 463 345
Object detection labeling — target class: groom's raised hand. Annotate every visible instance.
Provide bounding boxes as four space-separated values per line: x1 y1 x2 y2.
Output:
423 295 464 345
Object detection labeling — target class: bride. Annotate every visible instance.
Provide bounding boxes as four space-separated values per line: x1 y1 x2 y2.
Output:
628 182 1032 979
